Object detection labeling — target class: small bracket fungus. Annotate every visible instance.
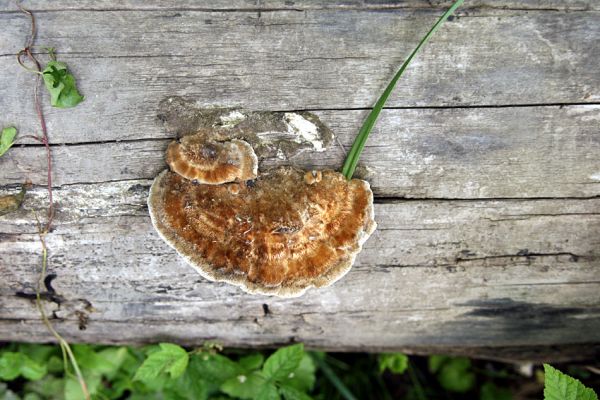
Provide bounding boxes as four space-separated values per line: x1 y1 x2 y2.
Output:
149 108 375 297
167 135 257 184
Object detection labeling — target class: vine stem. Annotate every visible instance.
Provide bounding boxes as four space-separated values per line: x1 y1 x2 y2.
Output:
16 2 89 399
16 1 54 230
35 225 90 399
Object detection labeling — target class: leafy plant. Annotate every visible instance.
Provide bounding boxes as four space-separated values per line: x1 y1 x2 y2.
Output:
544 364 598 400
42 59 84 108
378 353 408 375
428 355 476 393
0 127 17 157
12 2 87 398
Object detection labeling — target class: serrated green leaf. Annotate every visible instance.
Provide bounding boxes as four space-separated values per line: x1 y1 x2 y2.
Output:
480 381 513 400
96 347 129 379
161 356 209 400
194 353 241 383
378 353 408 375
280 354 315 393
258 383 281 400
239 353 265 371
42 61 84 108
279 384 313 400
544 364 598 400
0 127 16 157
0 352 47 381
133 343 189 384
72 344 125 378
263 344 305 382
221 371 267 399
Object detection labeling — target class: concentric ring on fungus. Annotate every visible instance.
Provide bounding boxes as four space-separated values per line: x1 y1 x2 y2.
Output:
149 135 376 297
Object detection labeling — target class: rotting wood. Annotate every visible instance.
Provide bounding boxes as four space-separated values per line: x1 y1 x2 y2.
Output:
1 182 599 359
0 0 598 360
1 1 599 12
1 106 599 198
1 8 599 115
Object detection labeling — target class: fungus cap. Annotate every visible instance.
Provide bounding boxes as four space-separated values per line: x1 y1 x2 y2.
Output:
148 166 376 297
166 136 258 184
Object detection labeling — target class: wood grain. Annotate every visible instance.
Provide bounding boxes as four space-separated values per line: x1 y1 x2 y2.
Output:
1 1 599 358
1 182 599 356
2 106 599 198
1 7 599 114
2 1 599 12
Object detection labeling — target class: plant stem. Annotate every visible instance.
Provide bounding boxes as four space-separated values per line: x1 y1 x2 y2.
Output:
35 229 90 399
16 2 89 399
407 362 427 400
341 0 464 179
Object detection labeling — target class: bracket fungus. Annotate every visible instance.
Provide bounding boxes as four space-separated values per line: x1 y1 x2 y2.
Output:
149 116 376 297
167 135 258 184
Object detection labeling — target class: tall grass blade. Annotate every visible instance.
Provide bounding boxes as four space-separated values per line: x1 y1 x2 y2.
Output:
341 0 464 179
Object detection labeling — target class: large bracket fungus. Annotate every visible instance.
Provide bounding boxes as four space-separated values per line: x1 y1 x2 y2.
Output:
149 106 376 297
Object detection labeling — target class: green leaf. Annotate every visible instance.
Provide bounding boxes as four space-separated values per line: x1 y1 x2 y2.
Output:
42 60 84 108
64 374 101 400
257 383 281 400
17 344 58 366
434 357 476 393
221 371 267 399
0 352 47 381
279 384 313 400
72 344 127 378
0 353 22 380
0 127 17 157
239 353 265 371
263 344 305 382
480 381 513 400
280 354 316 393
428 354 449 374
133 343 189 383
23 375 65 398
544 364 598 400
159 355 210 400
193 352 241 383
340 0 464 179
378 353 408 374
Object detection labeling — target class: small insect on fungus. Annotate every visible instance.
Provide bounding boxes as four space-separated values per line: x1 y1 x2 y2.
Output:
148 0 463 296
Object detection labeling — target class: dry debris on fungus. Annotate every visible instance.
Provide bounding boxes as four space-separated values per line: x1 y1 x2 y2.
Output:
149 110 376 297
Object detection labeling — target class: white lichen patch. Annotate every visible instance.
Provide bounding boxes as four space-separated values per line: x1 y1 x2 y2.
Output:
218 110 246 128
590 173 600 181
283 112 326 152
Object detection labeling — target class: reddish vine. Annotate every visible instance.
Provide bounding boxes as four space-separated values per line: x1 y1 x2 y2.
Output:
15 2 89 398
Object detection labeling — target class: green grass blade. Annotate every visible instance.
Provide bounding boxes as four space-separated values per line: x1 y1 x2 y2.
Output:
341 0 464 179
312 355 358 400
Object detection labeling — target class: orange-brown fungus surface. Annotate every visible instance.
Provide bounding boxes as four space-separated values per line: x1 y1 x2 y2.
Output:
148 166 376 297
166 136 257 184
